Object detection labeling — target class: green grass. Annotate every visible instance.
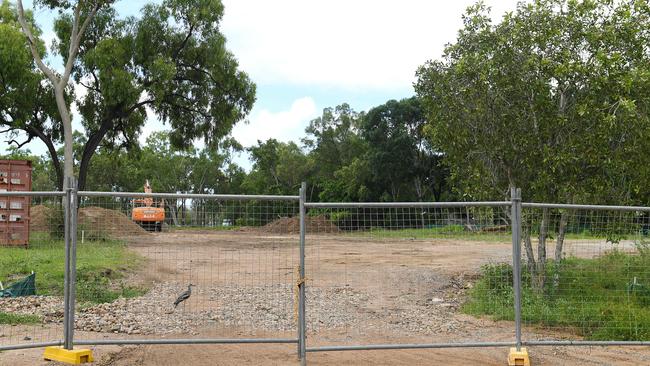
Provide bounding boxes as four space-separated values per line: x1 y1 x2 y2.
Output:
0 312 41 325
346 225 511 242
464 249 650 340
0 232 146 305
344 225 649 243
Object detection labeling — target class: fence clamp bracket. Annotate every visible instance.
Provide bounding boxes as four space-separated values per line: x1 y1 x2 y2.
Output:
508 347 530 366
293 266 309 323
43 346 94 364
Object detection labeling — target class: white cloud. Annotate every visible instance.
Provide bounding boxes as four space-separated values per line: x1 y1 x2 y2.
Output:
3 0 523 159
221 0 519 90
231 97 318 147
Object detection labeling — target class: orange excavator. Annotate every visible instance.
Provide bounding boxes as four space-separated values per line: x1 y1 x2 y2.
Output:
131 180 165 232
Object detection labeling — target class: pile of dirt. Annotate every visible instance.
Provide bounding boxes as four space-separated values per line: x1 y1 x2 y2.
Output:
79 206 148 238
30 205 148 238
260 215 339 234
29 205 54 232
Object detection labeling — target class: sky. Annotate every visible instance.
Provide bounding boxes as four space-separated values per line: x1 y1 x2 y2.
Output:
3 0 521 169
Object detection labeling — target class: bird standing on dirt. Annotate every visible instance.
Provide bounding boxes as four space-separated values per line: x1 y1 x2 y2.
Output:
173 284 194 309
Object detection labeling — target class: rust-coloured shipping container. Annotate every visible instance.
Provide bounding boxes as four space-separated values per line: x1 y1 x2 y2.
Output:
0 160 32 247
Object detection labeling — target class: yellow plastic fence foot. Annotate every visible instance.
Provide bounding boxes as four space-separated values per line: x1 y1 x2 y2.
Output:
43 346 94 364
508 347 530 366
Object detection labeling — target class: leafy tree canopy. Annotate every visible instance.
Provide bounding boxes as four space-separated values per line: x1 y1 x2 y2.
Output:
1 0 255 190
416 0 650 204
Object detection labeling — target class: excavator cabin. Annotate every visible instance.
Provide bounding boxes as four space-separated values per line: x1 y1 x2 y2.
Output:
131 180 165 232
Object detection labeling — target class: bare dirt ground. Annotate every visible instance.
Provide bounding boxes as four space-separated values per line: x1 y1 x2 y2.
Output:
2 230 648 365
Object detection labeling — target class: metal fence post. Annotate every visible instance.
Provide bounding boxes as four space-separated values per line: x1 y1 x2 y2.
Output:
62 177 73 350
511 187 523 351
67 178 79 349
298 182 307 364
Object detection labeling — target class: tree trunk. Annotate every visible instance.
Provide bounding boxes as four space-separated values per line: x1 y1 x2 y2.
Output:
169 203 179 226
534 208 549 292
78 119 112 191
53 85 74 181
429 170 444 202
553 210 569 289
413 177 424 201
181 198 186 225
390 181 399 201
78 150 93 191
522 224 536 284
309 184 315 202
28 126 63 190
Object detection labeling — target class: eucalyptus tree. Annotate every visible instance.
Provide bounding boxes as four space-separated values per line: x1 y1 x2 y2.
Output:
0 0 66 187
303 104 367 201
4 0 255 189
15 0 105 184
244 139 312 195
362 97 448 202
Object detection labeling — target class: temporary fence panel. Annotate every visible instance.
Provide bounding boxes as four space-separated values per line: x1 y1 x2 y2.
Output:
5 186 650 366
519 203 650 352
303 201 515 352
72 192 301 345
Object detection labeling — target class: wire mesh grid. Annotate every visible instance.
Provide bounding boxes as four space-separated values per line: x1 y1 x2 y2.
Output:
0 194 66 348
72 193 300 341
304 203 515 346
519 206 650 343
7 190 650 354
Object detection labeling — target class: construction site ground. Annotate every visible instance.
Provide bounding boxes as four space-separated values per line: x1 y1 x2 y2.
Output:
2 229 649 365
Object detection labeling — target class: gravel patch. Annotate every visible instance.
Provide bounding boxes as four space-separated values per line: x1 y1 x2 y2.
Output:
1 277 468 337
0 296 64 323
76 283 373 335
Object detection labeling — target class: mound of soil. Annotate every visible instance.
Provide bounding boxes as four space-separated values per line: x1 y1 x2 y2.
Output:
78 206 148 238
29 205 54 232
30 205 148 238
260 215 339 234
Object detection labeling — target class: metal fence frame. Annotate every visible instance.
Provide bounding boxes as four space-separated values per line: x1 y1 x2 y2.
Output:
3 182 650 364
0 179 305 357
72 183 305 352
302 196 514 355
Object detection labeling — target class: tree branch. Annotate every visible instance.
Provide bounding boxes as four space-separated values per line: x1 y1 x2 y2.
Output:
62 1 100 86
125 99 155 115
70 1 82 52
173 22 195 59
175 61 234 97
6 135 33 149
90 69 100 88
16 0 59 85
78 79 100 93
78 110 114 190
76 2 100 46
26 124 63 188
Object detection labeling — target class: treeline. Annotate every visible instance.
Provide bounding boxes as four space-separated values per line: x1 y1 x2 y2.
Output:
4 0 650 209
2 97 452 203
